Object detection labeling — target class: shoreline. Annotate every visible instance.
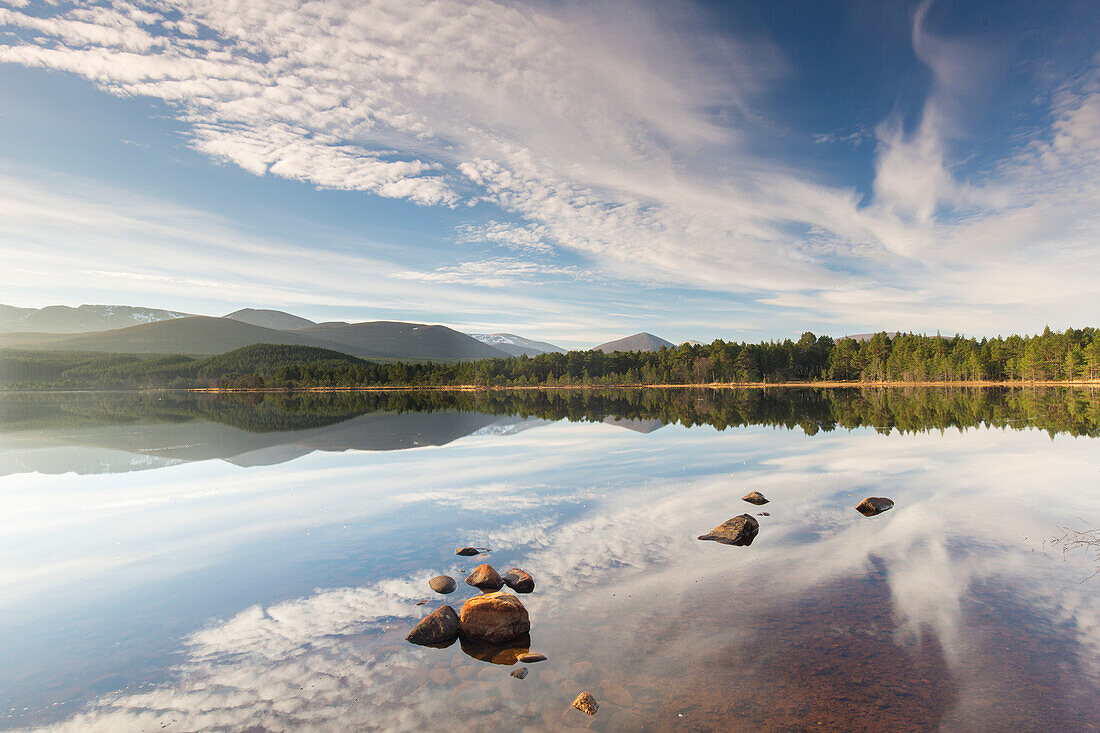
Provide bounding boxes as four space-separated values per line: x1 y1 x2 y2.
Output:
4 380 1100 395
187 378 1100 392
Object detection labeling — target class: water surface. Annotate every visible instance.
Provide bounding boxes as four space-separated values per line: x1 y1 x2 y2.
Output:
2 388 1099 731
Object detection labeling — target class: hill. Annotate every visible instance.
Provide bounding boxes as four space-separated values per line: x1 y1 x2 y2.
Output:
296 321 509 360
593 332 675 353
469 333 566 357
224 308 316 330
0 317 343 355
0 304 192 333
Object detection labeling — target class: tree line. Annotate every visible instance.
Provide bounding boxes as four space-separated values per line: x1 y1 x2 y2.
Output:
2 328 1100 390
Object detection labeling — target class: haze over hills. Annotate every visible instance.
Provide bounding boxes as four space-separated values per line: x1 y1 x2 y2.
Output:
0 303 702 360
593 332 675 353
469 333 566 357
224 308 316 330
0 304 192 333
294 321 508 360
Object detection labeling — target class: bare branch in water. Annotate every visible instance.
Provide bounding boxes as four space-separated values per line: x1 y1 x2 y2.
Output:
1048 523 1100 582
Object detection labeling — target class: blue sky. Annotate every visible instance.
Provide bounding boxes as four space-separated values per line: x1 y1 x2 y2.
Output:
0 0 1098 347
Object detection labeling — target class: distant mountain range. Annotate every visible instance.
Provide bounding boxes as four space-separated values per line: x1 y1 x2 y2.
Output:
0 304 192 333
593 332 675 353
0 303 691 360
469 333 567 357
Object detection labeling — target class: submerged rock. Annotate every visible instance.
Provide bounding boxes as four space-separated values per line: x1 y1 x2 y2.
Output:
517 652 547 663
697 514 760 546
742 491 769 505
460 632 531 665
429 575 457 594
415 599 427 606
405 605 460 646
502 567 535 594
757 512 770 516
511 667 529 679
856 497 894 516
456 546 490 556
459 591 531 644
465 563 505 591
571 691 599 715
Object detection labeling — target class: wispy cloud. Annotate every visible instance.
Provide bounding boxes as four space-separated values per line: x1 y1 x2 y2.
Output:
0 1 1098 334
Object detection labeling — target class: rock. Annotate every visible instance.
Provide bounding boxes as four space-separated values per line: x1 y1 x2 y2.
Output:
429 575 457 594
415 599 427 606
742 490 769 505
502 567 535 593
697 514 759 546
571 691 599 715
405 605 460 646
465 563 505 591
757 512 770 516
456 546 490 556
459 633 531 665
511 667 529 679
459 591 531 643
856 497 894 516
517 652 547 663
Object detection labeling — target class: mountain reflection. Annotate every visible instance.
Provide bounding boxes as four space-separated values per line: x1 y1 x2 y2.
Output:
3 387 1100 477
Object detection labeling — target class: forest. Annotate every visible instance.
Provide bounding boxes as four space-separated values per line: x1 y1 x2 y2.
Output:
2 328 1100 390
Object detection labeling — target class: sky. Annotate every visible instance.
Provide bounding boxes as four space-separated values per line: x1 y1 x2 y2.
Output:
0 0 1098 348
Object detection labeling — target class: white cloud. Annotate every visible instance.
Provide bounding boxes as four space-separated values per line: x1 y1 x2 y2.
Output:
0 0 1098 334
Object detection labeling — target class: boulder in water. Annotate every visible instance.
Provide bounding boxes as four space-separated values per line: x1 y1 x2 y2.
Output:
571 691 599 715
456 546 490 556
429 575 457 594
517 652 547 663
405 605 460 646
502 567 535 593
742 491 769 505
511 667 529 679
459 591 530 643
856 497 894 516
698 514 760 546
465 563 505 591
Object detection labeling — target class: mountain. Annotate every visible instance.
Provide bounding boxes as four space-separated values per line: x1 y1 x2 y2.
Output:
0 304 192 333
593 332 675 353
224 308 316 330
296 321 509 360
469 333 566 357
0 316 344 355
0 317 512 360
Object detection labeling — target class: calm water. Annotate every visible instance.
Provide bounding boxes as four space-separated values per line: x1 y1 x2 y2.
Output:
2 388 1099 732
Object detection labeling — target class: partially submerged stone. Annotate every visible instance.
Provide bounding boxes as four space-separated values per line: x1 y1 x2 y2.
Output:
429 575 457 594
571 691 599 715
697 514 760 546
511 667 528 679
856 497 894 516
459 591 531 644
502 567 535 594
742 491 769 505
405 605 460 646
465 563 505 591
517 652 547 663
456 546 490 556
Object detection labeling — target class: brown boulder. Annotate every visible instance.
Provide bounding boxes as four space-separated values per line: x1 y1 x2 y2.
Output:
698 514 759 546
502 567 535 593
517 652 547 663
856 497 894 516
459 591 530 643
571 691 599 715
456 546 490 556
428 575 457 594
405 605 460 646
511 667 528 679
465 563 504 591
742 490 769 505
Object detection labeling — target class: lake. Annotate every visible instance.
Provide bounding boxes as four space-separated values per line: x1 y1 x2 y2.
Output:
2 388 1099 732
